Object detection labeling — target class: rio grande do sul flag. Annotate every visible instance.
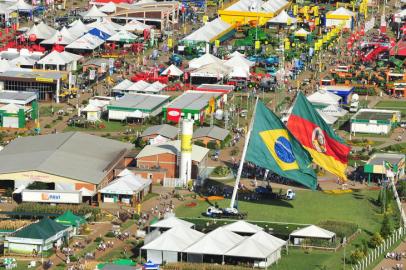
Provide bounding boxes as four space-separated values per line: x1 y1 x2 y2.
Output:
287 92 350 180
245 101 317 190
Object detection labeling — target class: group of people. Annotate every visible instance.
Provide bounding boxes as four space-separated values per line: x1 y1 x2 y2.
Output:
97 240 115 251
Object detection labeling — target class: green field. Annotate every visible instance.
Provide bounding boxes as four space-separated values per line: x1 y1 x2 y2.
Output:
176 189 383 270
374 100 406 116
64 120 137 133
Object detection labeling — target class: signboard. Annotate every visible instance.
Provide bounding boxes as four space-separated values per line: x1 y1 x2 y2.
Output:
35 77 54 83
22 190 82 204
100 63 107 73
89 70 96 80
167 38 173 48
167 108 181 123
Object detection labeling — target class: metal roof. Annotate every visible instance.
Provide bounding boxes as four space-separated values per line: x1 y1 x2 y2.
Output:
0 90 37 105
367 153 405 166
136 140 209 163
165 91 221 111
193 126 229 141
110 94 169 110
141 124 178 139
0 132 133 184
0 70 63 80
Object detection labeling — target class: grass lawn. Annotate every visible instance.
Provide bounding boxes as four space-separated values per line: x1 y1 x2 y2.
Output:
374 100 406 116
64 120 134 132
39 104 63 117
142 192 159 202
77 242 98 257
97 248 128 262
381 142 406 154
121 219 135 230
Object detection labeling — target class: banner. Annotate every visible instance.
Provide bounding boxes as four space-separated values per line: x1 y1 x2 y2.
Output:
89 70 96 80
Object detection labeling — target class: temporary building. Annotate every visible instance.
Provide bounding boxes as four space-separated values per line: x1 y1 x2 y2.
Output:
107 30 138 43
99 171 151 204
37 51 83 71
185 227 244 262
315 109 338 125
320 104 348 118
142 225 204 264
189 53 223 69
295 28 310 37
68 19 90 39
183 18 234 43
226 0 264 12
222 220 263 235
150 216 194 230
98 2 117 13
82 5 107 20
127 80 152 93
87 19 122 34
225 231 286 266
123 19 152 33
161 64 183 76
268 10 297 24
143 81 167 94
66 33 105 51
9 0 34 12
112 79 134 94
55 210 86 228
224 55 255 70
26 23 56 40
40 28 75 45
261 0 289 13
9 55 36 68
190 62 232 79
307 90 342 108
229 67 250 78
289 225 336 245
229 51 245 58
326 7 355 29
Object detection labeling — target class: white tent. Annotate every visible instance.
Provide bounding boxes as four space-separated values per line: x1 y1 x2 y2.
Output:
9 0 34 11
123 19 152 32
127 80 151 92
98 2 116 13
37 51 83 70
295 28 310 37
87 19 122 33
229 51 245 58
190 62 232 78
321 104 348 118
82 5 107 19
307 90 341 106
112 79 134 92
150 216 194 229
0 59 10 73
183 18 232 43
161 64 183 76
68 19 90 39
9 55 36 67
184 227 244 258
326 7 355 29
99 172 151 195
142 225 204 264
37 22 57 37
40 30 75 45
268 10 297 24
66 33 105 50
229 67 251 78
222 220 263 235
107 30 138 43
261 0 289 13
226 0 264 12
143 81 167 93
316 109 338 125
224 55 255 71
290 225 336 245
26 23 56 40
189 53 223 69
117 168 133 177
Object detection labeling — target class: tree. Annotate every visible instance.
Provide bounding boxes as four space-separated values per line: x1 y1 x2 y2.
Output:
380 214 392 239
369 232 384 248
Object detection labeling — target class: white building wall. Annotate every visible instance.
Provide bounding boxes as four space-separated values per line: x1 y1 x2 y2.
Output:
351 122 391 134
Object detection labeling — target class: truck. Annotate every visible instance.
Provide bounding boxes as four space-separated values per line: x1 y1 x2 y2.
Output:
349 93 359 113
204 206 247 219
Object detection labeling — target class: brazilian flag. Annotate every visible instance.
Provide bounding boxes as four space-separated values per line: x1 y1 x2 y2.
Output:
246 101 317 190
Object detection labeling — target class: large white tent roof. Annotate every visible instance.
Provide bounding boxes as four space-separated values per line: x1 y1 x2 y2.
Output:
307 90 341 105
113 79 134 91
290 225 336 239
150 216 194 229
9 0 33 11
9 55 36 67
142 225 204 252
107 30 137 42
127 80 151 92
190 62 232 78
99 172 151 195
123 19 152 32
161 64 183 76
328 7 355 16
82 5 107 19
224 55 255 70
143 81 167 93
37 51 83 66
268 10 297 24
87 19 121 34
66 33 105 50
316 109 338 125
68 19 90 39
223 220 263 234
261 0 288 12
40 29 75 45
183 18 231 43
189 53 223 69
184 227 244 255
98 1 116 13
26 23 56 40
226 0 263 12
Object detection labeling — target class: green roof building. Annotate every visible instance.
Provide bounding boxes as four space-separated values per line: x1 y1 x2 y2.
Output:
5 217 69 255
55 210 86 236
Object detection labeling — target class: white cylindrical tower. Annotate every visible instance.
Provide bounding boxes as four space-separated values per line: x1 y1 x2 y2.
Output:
179 119 193 186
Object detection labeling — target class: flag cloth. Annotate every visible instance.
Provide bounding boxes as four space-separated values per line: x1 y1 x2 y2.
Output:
287 92 350 180
245 101 317 190
384 161 393 170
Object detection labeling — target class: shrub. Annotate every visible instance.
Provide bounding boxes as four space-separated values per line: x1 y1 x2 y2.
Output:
318 220 358 239
105 231 115 238
220 134 232 148
94 237 104 243
369 232 384 248
230 147 239 156
57 116 63 121
194 140 206 147
207 140 219 150
81 100 88 105
380 214 392 238
210 166 231 177
349 248 366 264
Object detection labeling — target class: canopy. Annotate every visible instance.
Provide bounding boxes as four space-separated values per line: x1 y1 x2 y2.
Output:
107 30 137 43
189 53 223 69
290 225 336 239
55 210 86 227
142 225 204 252
9 55 36 67
184 227 244 255
88 28 111 40
127 80 151 92
223 220 263 234
66 33 105 50
229 51 245 58
0 59 10 73
26 23 56 40
150 216 194 229
190 62 232 78
183 18 232 43
316 109 338 125
82 5 107 19
123 19 152 32
98 2 116 13
143 81 167 93
40 30 75 45
229 67 251 78
113 79 134 91
161 64 183 76
328 7 355 17
9 0 34 11
37 51 83 66
261 0 289 12
99 172 151 195
87 19 121 34
68 19 90 39
295 28 310 37
268 10 297 24
307 90 341 106
224 54 255 71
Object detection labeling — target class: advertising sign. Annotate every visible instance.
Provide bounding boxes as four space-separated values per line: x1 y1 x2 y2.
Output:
167 108 181 123
22 190 82 204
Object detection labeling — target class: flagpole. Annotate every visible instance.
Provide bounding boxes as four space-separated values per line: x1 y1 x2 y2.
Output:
230 96 259 209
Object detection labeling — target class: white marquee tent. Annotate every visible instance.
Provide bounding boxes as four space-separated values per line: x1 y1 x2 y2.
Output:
107 30 138 43
290 225 336 245
183 18 232 43
189 53 223 69
307 90 342 106
127 80 152 93
68 19 90 39
295 28 310 37
123 19 152 32
161 64 183 77
261 0 289 13
98 2 116 13
81 5 107 20
112 79 134 93
40 29 75 45
150 216 194 230
268 10 297 24
190 62 232 78
222 220 263 235
37 51 83 71
9 0 34 12
66 33 105 51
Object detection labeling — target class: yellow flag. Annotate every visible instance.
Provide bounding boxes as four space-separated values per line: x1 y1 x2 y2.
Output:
167 38 173 48
215 40 220 47
203 15 208 23
255 40 260 49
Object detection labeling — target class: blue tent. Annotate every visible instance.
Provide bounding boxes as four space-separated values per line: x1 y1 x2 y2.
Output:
144 261 159 270
88 28 111 41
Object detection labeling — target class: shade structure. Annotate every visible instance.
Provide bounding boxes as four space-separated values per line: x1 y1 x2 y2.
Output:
26 23 56 40
88 28 111 41
307 90 342 106
9 55 36 67
87 19 122 34
68 19 90 39
99 172 151 195
290 225 336 239
295 28 310 37
82 5 107 19
229 51 245 58
66 33 105 50
9 0 34 11
40 29 75 45
13 217 67 240
150 216 194 229
107 30 137 43
261 0 289 12
37 51 83 66
113 79 134 92
224 54 255 75
189 53 223 69
123 19 152 32
229 67 250 78
55 210 86 227
127 80 151 92
143 81 167 93
183 18 232 43
161 64 184 76
98 2 116 13
222 220 263 235
190 62 232 78
268 10 297 24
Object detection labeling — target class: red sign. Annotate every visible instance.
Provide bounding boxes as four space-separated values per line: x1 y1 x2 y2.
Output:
167 108 181 123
